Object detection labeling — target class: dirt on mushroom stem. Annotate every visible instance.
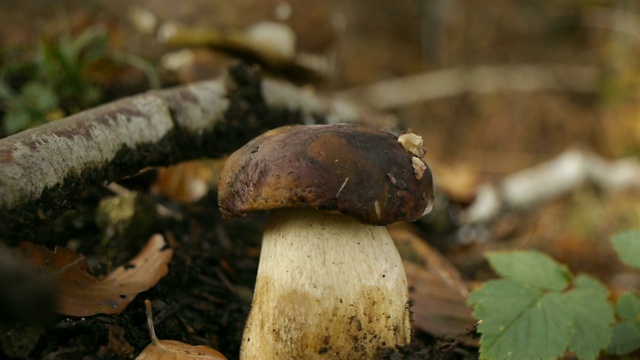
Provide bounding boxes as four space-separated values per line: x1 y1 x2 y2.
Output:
240 207 412 360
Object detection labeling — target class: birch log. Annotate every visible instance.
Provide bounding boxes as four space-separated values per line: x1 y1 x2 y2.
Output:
0 64 358 242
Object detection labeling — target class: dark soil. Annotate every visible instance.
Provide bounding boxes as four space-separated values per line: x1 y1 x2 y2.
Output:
0 178 476 359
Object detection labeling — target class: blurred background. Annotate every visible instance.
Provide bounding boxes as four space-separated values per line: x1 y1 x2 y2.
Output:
0 0 639 358
1 0 638 175
2 0 637 261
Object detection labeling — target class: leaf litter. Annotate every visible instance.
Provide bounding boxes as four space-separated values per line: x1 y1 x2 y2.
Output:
388 224 476 342
17 234 173 317
136 299 227 360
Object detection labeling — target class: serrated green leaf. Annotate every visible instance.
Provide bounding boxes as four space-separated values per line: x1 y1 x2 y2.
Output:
616 293 640 321
609 322 640 355
486 251 571 291
565 275 614 360
612 230 640 269
469 279 573 360
468 279 542 328
608 293 640 355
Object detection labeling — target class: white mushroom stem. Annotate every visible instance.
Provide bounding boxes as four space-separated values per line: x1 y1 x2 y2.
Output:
240 208 412 360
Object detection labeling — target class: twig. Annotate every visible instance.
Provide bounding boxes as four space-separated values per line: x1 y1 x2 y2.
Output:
583 6 640 39
337 64 599 110
463 148 640 224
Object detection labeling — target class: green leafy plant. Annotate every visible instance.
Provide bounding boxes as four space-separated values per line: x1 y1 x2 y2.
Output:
608 230 640 356
611 230 640 269
468 229 640 360
0 25 107 135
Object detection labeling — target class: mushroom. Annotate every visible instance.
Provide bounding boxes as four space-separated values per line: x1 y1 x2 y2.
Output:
218 124 434 359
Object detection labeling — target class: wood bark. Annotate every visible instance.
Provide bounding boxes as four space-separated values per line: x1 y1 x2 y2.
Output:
0 64 359 242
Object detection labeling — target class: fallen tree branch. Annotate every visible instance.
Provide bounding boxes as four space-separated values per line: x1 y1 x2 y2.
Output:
583 5 640 40
462 148 640 224
0 64 362 241
337 64 599 110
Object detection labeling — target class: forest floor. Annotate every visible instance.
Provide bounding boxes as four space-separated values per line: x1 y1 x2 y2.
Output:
0 1 639 359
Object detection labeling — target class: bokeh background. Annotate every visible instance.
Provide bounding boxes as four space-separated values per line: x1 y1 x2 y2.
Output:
1 1 639 358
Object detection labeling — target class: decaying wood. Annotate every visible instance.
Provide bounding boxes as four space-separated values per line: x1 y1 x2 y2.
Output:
337 64 599 110
463 148 640 224
0 64 363 242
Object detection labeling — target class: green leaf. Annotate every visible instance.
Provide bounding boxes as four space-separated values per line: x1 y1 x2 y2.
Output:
20 81 59 112
0 78 24 109
565 275 614 360
609 293 640 355
616 293 640 321
611 230 640 269
486 251 571 291
469 279 573 360
72 26 107 64
468 279 541 329
3 111 32 135
609 322 640 355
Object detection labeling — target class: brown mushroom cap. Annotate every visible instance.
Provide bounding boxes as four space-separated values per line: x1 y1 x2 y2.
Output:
218 123 434 225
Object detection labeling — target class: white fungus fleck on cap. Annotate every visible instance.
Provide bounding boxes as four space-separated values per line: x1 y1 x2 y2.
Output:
397 132 425 158
411 156 427 180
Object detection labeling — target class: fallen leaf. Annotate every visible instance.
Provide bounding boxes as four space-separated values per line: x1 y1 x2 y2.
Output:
17 234 173 317
153 160 221 203
389 224 477 341
428 161 480 203
136 299 227 360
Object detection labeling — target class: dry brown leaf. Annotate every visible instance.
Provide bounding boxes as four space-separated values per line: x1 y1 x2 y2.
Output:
389 225 477 341
136 299 227 360
430 161 480 203
153 160 221 203
136 340 228 360
17 234 173 317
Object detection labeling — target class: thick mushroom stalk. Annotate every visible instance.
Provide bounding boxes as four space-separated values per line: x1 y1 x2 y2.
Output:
218 124 434 360
242 208 410 359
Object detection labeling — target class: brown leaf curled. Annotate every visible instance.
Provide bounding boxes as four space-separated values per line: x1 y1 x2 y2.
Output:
17 234 173 317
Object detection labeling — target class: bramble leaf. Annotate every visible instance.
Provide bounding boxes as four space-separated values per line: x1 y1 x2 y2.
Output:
616 292 640 321
470 251 627 360
611 230 640 269
566 275 614 360
609 293 640 355
468 279 573 360
610 322 640 355
486 251 571 291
